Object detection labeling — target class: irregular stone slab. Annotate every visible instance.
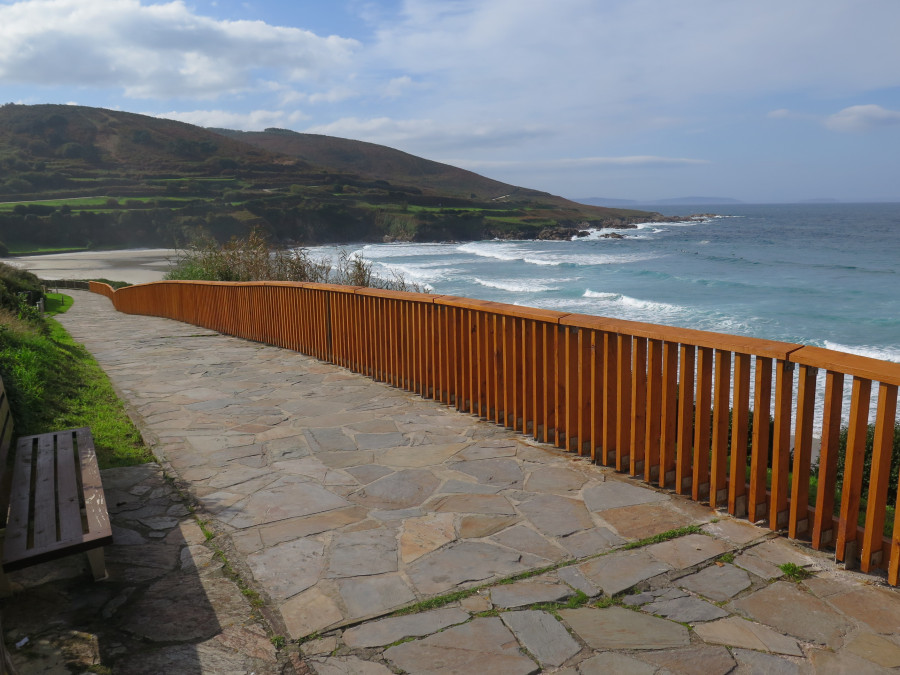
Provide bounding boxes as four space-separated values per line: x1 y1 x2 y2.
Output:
305 427 357 452
309 656 394 675
219 479 351 529
317 450 375 469
559 606 689 650
557 566 600 597
845 632 900 668
326 528 398 578
731 648 801 675
302 636 339 656
640 645 735 675
577 549 672 596
205 464 270 489
490 581 573 608
247 538 325 600
120 574 249 642
400 513 456 563
677 563 752 601
694 616 802 656
501 610 580 667
180 544 223 574
733 538 816 580
429 493 516 515
576 652 656 675
642 595 729 623
492 525 566 561
733 581 852 647
597 503 694 540
337 573 416 619
583 480 668 511
342 607 470 648
517 494 594 537
438 479 502 494
351 469 440 509
809 649 896 674
827 586 900 633
458 515 519 539
646 533 731 569
106 543 179 571
558 527 624 558
701 518 768 544
280 587 344 639
622 587 686 606
450 458 524 487
523 466 587 494
355 432 407 450
345 464 394 485
406 541 538 595
384 617 539 675
381 444 466 468
455 444 517 461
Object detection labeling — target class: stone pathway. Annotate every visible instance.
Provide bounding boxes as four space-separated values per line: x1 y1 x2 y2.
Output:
3 289 898 673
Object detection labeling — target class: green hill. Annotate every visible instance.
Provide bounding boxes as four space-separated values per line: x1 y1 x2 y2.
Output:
0 103 659 252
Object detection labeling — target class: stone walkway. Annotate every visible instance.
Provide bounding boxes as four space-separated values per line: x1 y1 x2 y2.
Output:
4 290 899 673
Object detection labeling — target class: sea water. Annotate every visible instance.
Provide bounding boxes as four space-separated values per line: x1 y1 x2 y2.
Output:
334 202 900 363
312 202 900 432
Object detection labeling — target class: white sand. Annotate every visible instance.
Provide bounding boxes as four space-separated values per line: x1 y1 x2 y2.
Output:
6 249 178 285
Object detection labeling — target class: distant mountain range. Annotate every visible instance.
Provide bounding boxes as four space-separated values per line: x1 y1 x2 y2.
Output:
0 104 665 252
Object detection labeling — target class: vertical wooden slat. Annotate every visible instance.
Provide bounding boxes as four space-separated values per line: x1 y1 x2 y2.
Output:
590 330 603 462
616 334 632 472
579 328 592 456
710 349 731 509
789 364 818 538
630 337 647 476
812 370 844 549
660 341 678 487
729 353 752 517
769 360 794 530
860 383 898 572
645 339 663 483
749 357 773 523
836 377 872 565
693 346 713 501
676 344 695 495
602 333 618 467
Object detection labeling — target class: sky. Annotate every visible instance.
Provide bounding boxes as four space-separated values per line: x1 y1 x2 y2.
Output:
2 0 900 203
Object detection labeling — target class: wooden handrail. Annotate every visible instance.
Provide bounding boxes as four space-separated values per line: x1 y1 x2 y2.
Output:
88 279 900 585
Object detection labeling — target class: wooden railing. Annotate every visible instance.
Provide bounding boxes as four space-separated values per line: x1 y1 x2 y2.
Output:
89 280 900 584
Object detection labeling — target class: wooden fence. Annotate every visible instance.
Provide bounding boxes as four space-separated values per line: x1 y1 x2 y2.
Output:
89 280 900 585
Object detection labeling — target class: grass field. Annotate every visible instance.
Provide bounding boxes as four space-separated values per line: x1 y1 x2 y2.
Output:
0 298 152 468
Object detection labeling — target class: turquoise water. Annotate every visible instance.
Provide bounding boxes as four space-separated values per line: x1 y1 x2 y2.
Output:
333 203 900 364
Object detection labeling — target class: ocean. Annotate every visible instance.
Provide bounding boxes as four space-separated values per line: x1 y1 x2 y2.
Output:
332 202 900 364
313 202 900 433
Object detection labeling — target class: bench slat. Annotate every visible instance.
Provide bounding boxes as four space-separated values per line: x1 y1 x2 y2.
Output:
33 434 58 550
77 428 111 542
4 438 36 562
56 431 84 545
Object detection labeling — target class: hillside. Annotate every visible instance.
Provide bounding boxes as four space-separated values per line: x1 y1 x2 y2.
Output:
0 103 659 252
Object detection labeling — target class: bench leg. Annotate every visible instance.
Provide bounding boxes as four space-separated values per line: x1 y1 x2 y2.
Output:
86 548 108 582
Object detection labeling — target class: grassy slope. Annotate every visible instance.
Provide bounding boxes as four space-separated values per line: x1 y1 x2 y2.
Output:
0 296 152 468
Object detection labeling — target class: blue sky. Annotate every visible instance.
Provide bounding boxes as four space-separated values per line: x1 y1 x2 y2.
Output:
2 0 899 203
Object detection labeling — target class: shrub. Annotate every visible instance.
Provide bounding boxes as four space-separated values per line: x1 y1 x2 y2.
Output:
835 420 900 504
164 229 421 292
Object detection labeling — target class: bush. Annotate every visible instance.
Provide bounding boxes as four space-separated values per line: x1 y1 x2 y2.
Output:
0 262 43 314
836 421 900 504
164 229 421 291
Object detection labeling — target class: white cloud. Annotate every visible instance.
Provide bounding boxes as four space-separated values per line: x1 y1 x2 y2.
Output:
0 0 359 99
153 108 308 130
447 156 710 171
825 104 900 132
304 116 549 150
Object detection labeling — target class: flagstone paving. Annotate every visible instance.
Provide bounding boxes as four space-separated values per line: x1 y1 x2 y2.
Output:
4 289 899 673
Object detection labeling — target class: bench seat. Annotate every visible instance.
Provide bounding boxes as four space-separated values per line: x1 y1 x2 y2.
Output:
0 374 111 594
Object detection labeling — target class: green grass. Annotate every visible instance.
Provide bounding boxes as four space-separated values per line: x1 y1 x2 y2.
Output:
0 309 152 468
44 292 74 315
778 562 812 581
621 525 702 550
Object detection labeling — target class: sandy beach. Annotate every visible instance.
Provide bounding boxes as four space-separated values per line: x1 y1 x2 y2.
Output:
6 249 178 285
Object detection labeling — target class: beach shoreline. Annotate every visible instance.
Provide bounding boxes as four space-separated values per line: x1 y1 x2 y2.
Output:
6 248 177 285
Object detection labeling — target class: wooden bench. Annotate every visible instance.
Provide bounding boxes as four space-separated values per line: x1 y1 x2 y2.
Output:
0 374 112 595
